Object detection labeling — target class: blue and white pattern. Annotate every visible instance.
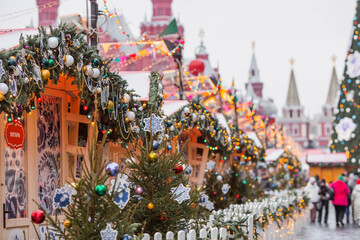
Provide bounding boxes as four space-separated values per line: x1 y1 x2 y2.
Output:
199 193 214 211
8 228 24 240
53 184 77 209
347 51 360 78
109 174 130 209
101 223 118 240
222 184 229 194
184 165 193 176
207 160 216 171
143 114 163 133
335 117 356 141
171 183 191 204
38 225 60 240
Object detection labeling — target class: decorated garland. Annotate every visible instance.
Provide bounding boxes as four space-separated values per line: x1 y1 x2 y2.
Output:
0 24 140 143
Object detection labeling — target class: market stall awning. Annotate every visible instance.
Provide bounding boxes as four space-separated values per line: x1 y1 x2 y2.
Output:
246 131 263 148
119 71 150 101
0 28 38 50
265 149 285 162
307 152 347 164
215 113 230 134
163 100 189 116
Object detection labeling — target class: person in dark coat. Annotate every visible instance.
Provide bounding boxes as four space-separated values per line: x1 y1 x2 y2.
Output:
318 179 331 224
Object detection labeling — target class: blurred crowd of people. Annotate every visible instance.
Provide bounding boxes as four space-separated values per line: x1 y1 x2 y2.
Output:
305 173 360 227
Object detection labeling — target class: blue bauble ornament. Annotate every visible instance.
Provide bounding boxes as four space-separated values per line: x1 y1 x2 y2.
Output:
122 234 132 240
92 58 100 67
105 162 119 176
167 121 173 127
152 140 159 150
42 59 49 68
167 145 172 151
8 58 16 66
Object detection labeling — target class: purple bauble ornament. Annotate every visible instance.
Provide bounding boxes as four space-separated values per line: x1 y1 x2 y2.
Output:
135 186 144 194
24 45 29 49
105 162 119 176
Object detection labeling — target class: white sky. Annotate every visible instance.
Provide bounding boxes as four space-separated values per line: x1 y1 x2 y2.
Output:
0 0 356 117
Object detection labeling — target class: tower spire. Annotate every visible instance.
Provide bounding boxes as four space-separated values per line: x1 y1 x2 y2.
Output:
326 56 339 105
286 59 301 106
249 41 260 83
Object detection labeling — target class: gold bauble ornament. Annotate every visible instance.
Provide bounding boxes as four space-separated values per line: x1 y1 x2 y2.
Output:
142 103 147 109
148 152 158 163
147 203 154 210
41 69 51 80
83 66 87 72
0 93 4 102
125 117 130 123
107 100 114 109
63 56 67 62
64 220 72 228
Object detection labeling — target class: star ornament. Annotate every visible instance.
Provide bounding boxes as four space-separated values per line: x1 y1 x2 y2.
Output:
171 183 191 204
207 160 216 171
144 114 164 133
101 223 118 240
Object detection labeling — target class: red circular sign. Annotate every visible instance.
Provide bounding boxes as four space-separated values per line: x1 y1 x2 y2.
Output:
5 122 25 149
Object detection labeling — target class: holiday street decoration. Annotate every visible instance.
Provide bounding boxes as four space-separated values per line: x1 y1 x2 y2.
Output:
330 0 360 165
0 24 139 144
31 209 45 224
106 162 120 176
143 114 164 133
171 183 191 204
109 174 131 209
199 193 215 211
207 160 216 171
101 223 118 240
335 117 356 141
53 183 77 209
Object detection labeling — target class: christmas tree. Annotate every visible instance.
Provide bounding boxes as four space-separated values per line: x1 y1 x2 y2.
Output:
330 0 360 165
31 103 140 240
124 72 200 235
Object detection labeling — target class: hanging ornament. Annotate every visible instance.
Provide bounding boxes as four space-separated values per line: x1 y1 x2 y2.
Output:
160 212 167 221
127 111 135 121
207 160 216 171
123 93 131 103
8 58 16 66
48 59 55 67
65 55 74 67
222 184 229 194
148 152 158 162
91 68 100 78
64 220 72 228
171 183 191 204
167 145 172 151
188 59 205 76
105 162 119 176
183 107 190 114
335 117 357 141
109 174 131 208
101 223 118 240
0 83 9 95
216 175 223 181
173 164 183 174
107 100 114 110
10 79 17 97
93 58 100 67
0 93 4 101
135 186 144 195
86 65 94 75
121 234 132 240
41 69 50 80
13 65 22 76
347 51 360 78
53 183 77 209
152 140 159 150
48 37 59 48
184 165 193 176
147 203 154 210
31 210 45 224
95 184 107 196
143 114 164 133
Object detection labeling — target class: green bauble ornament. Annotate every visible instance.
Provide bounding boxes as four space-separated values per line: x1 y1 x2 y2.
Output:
48 59 55 67
93 58 100 67
95 184 107 196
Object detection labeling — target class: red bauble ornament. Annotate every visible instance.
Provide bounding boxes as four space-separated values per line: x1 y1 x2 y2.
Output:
31 209 45 224
173 164 183 174
188 59 205 76
160 212 167 221
236 194 240 199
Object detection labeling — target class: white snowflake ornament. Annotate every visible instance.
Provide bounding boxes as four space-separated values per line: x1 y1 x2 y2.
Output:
346 90 355 102
101 223 118 240
335 117 357 141
53 184 77 209
222 184 229 194
171 183 191 204
144 114 164 133
109 174 131 209
346 51 360 78
207 160 216 171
